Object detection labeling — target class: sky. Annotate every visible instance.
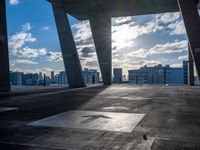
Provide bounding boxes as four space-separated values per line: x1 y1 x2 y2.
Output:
6 0 200 76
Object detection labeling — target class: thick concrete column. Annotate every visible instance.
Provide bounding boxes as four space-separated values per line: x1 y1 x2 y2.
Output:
50 0 86 87
188 43 195 85
0 0 10 92
177 0 200 80
89 13 112 85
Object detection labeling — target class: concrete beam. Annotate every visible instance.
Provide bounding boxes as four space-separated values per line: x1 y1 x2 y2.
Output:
188 43 195 86
177 0 200 81
58 0 200 20
89 13 112 85
0 0 10 92
51 0 86 88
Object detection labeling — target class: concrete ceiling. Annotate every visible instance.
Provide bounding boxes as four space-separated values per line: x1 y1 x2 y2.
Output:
59 0 200 20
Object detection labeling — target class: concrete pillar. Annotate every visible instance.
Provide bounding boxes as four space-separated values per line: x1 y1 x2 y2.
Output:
188 43 195 85
177 0 200 80
50 0 86 88
89 13 112 85
0 0 10 92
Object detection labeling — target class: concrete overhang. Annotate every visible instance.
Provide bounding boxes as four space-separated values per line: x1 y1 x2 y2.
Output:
48 0 200 20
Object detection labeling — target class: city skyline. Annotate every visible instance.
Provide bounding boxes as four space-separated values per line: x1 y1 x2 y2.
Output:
10 60 190 85
7 0 200 76
10 68 100 86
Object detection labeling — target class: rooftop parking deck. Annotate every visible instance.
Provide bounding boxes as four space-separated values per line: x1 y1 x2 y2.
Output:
1 84 200 149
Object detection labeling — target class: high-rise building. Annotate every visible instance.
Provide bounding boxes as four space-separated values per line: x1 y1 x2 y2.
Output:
10 71 23 85
128 63 186 85
165 68 184 84
51 71 54 80
38 72 44 85
44 75 51 86
58 71 68 85
51 71 57 84
183 61 189 84
113 68 122 83
23 73 39 86
82 68 99 84
129 65 165 84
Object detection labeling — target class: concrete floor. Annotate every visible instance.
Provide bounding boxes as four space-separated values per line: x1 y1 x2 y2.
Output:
0 84 200 150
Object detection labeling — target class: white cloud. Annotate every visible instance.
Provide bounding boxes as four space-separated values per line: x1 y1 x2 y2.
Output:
15 47 47 58
138 18 163 34
178 55 188 60
155 12 186 36
35 68 54 75
40 26 50 31
79 46 95 58
46 52 63 61
168 20 186 35
113 57 161 75
72 13 181 60
11 67 55 76
72 21 93 44
171 63 182 68
9 0 20 5
72 17 163 59
15 59 38 64
158 12 180 24
72 21 99 68
112 16 133 26
85 60 99 67
22 23 31 31
124 48 148 58
112 23 136 50
38 48 47 56
112 16 163 52
10 61 15 67
16 47 37 58
9 23 36 52
9 31 36 51
9 23 50 60
149 40 188 55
